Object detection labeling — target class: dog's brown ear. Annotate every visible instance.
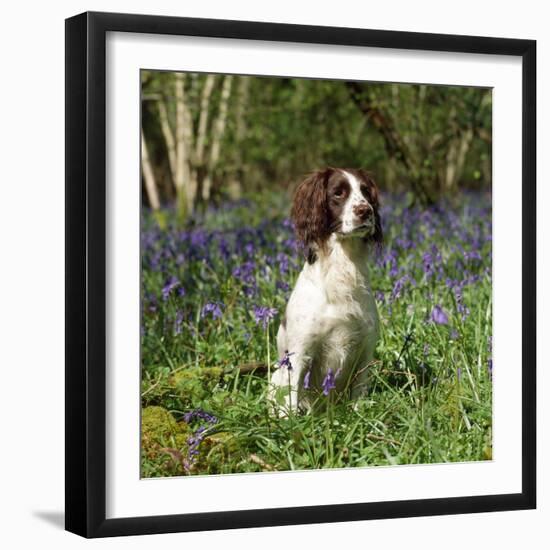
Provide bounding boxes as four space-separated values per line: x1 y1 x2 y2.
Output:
291 169 332 252
358 169 383 246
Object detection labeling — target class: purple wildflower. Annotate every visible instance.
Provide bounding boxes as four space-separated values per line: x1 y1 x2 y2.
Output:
218 238 232 261
303 370 311 389
201 302 224 320
174 310 184 335
233 261 258 296
430 305 449 325
322 369 336 396
190 229 208 248
464 250 482 262
182 409 218 470
453 286 470 320
389 262 399 278
145 292 158 313
391 275 409 302
276 280 290 293
276 252 290 275
183 408 218 425
232 261 256 284
277 350 295 370
161 276 180 300
253 305 278 329
422 251 435 278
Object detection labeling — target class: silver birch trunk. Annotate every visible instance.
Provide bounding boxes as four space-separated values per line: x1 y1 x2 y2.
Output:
195 74 217 166
174 73 197 217
227 76 250 199
445 128 474 189
157 99 177 180
202 75 234 201
141 129 160 211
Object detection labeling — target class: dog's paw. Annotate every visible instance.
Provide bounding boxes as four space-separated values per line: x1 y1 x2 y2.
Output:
268 389 299 418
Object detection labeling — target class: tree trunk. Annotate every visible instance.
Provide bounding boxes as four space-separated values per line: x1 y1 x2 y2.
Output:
202 75 234 201
346 82 433 205
445 128 473 190
195 74 217 165
228 76 250 198
141 129 160 210
157 99 177 181
174 73 198 218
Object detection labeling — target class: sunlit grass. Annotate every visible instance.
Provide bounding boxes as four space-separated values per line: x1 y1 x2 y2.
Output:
140 192 493 477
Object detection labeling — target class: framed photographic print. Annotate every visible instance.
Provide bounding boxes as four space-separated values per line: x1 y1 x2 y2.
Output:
65 11 536 538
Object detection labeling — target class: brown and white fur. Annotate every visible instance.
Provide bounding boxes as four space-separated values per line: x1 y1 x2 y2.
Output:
270 168 382 415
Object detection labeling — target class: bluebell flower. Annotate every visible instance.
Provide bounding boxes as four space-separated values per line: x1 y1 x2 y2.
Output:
233 261 256 283
453 286 469 320
174 310 184 335
183 408 218 425
422 251 434 278
253 305 278 329
464 250 482 262
277 350 295 370
276 280 290 293
190 229 209 248
303 370 311 389
391 275 410 302
182 409 218 470
322 369 336 396
276 252 290 275
201 302 224 320
430 305 449 325
161 276 180 300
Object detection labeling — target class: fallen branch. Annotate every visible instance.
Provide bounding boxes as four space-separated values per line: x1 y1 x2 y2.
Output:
249 453 275 471
365 433 401 446
236 362 267 374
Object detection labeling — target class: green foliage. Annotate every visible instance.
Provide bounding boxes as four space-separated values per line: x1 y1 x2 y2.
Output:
140 192 493 477
141 71 492 209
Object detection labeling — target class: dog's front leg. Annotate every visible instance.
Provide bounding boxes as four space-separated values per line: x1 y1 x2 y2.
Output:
269 351 308 417
350 366 370 400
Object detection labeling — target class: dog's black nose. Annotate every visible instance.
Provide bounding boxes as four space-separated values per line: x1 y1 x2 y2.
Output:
353 202 373 220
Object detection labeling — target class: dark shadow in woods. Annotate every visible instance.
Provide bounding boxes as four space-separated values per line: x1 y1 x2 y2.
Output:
32 510 65 530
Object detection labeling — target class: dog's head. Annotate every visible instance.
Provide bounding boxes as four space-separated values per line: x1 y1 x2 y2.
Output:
291 168 382 260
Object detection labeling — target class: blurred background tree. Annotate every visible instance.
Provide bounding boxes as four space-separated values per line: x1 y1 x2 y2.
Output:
141 70 491 217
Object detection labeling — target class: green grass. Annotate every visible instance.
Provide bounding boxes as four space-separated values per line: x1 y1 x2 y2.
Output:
140 192 492 477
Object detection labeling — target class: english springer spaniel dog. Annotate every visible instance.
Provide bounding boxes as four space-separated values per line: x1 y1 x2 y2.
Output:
270 168 382 415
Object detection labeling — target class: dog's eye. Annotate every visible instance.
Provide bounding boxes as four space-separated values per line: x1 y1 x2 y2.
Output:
334 187 345 198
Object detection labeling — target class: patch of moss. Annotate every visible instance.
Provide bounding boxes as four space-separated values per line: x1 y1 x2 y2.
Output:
170 366 223 386
168 366 224 405
191 432 241 475
141 406 191 469
141 405 240 477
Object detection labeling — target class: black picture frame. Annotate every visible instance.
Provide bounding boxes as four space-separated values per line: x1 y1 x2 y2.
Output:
65 11 536 538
